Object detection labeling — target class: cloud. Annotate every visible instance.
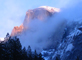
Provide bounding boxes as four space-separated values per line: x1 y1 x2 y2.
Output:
17 7 67 53
16 0 82 53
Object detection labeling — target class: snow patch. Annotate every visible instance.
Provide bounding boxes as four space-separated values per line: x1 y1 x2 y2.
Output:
39 6 60 13
66 44 74 52
0 38 4 41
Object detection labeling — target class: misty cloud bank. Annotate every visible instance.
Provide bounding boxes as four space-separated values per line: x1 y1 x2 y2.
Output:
12 0 82 53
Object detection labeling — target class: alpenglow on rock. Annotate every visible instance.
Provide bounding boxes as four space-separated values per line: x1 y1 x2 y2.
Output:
11 6 66 53
11 6 60 36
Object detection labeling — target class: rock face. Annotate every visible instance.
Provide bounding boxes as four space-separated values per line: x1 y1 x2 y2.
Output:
11 6 65 53
11 24 24 36
11 6 60 36
41 22 82 60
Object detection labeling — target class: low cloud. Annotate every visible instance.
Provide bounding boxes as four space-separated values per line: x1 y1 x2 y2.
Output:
17 0 82 53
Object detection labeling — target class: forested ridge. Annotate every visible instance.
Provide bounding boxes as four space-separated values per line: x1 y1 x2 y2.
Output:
0 36 44 60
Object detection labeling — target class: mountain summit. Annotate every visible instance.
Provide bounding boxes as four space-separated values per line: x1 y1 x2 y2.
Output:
8 6 82 60
11 6 64 53
11 6 60 36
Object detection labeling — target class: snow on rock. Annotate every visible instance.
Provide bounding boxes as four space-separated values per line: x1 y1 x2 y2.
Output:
66 44 74 52
39 6 60 13
41 49 55 60
41 49 55 55
67 28 82 40
42 25 82 60
0 38 4 41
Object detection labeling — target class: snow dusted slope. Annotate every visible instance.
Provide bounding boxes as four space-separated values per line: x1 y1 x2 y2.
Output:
41 21 82 60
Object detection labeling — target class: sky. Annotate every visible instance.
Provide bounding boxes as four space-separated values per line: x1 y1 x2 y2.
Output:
0 0 82 38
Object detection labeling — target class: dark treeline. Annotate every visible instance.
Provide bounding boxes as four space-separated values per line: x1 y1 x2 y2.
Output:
0 36 44 60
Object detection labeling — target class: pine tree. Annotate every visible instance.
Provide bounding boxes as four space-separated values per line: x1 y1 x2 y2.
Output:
22 47 28 60
0 43 3 60
7 38 14 59
76 56 79 60
27 46 32 60
0 43 6 60
34 50 38 60
7 37 22 60
38 53 44 60
6 33 9 37
56 57 59 60
13 38 22 60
